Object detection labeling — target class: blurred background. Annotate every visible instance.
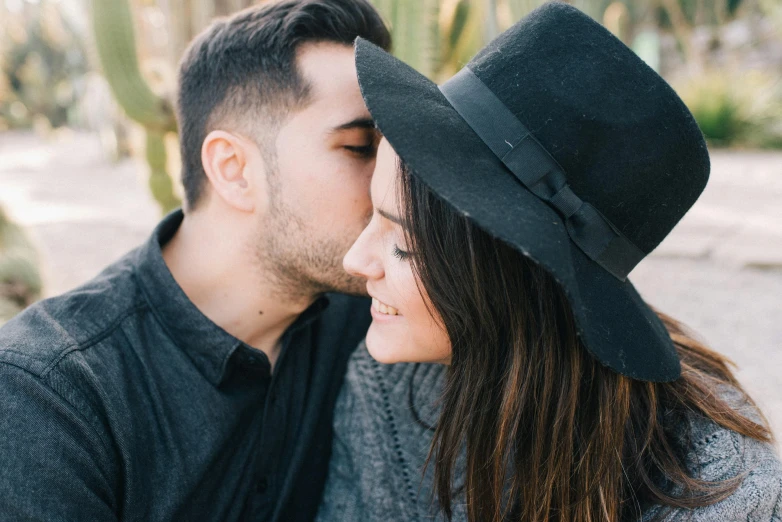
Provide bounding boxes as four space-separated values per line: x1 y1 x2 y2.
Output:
0 0 780 442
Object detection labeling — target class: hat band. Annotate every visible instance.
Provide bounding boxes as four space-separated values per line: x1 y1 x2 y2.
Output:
439 67 646 281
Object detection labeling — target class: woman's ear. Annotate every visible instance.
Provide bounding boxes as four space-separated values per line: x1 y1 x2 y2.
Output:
201 130 262 213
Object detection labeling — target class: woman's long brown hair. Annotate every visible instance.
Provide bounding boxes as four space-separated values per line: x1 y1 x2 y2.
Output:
397 161 773 522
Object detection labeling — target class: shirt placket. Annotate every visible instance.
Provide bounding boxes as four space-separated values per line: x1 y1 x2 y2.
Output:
249 327 307 520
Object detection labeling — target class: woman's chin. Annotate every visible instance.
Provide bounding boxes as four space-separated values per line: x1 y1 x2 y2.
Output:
365 323 451 365
365 325 407 364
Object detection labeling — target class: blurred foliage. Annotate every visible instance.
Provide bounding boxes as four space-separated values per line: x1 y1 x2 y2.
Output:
0 1 89 131
92 0 181 213
0 206 43 327
371 0 780 149
676 71 782 148
371 0 441 78
1 0 778 177
369 0 761 78
145 129 181 212
81 0 782 216
682 74 745 145
0 0 778 327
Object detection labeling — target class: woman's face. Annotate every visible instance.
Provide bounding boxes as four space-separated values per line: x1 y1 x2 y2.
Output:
343 139 451 364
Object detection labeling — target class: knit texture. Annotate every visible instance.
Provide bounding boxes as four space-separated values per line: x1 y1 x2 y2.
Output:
316 344 782 522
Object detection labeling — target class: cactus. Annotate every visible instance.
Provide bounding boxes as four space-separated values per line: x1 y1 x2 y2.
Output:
438 0 486 79
0 206 42 325
146 130 180 213
0 3 90 130
91 0 176 133
370 0 562 81
371 0 504 81
371 0 442 79
91 0 180 214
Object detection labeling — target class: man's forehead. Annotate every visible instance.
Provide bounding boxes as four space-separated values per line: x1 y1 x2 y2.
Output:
296 42 359 95
292 43 375 131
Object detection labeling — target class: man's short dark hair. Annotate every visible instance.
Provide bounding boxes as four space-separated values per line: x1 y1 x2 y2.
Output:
176 0 392 210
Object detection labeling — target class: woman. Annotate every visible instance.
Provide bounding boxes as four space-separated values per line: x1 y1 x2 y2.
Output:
317 3 782 521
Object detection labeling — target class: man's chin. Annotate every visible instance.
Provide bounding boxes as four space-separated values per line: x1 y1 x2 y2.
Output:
326 275 370 297
312 266 368 297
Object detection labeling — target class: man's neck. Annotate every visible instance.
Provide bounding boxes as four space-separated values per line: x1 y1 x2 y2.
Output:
161 212 314 368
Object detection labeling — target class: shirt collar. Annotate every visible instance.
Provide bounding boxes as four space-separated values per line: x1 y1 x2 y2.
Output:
133 209 329 385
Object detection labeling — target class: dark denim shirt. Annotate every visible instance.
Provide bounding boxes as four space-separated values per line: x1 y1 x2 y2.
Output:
0 210 371 522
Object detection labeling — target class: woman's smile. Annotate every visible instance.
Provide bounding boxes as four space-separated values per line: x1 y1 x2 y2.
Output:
371 296 400 316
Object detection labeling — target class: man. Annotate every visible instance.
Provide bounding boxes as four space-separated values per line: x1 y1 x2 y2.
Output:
0 1 390 520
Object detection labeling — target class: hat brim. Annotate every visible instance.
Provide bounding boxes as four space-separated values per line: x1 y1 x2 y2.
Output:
355 38 679 382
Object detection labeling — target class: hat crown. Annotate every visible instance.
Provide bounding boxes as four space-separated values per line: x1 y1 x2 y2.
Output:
464 2 709 255
351 3 707 381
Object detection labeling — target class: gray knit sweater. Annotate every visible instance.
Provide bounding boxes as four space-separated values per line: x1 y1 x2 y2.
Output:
316 343 782 522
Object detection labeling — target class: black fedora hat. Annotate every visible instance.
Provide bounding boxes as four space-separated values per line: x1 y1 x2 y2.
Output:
355 2 710 382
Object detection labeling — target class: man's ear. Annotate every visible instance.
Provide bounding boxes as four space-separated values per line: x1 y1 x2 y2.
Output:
201 130 261 213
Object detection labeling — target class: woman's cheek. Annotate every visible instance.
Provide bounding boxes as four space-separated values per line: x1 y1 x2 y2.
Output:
394 262 452 364
417 304 451 364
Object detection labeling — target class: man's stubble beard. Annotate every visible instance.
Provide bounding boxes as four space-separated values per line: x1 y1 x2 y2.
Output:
254 163 368 302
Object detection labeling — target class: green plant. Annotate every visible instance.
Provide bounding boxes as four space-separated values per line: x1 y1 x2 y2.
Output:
371 0 442 78
676 70 782 149
91 0 180 214
371 0 553 81
371 0 631 82
0 3 89 130
0 206 43 326
679 73 744 145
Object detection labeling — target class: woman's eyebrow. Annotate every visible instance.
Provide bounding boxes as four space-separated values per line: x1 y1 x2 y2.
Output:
329 117 376 133
377 208 403 226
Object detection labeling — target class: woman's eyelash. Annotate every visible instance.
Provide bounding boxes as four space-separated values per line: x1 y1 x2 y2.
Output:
393 245 410 260
344 145 376 157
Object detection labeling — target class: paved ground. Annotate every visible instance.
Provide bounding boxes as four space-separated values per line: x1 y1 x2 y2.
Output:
1 130 781 445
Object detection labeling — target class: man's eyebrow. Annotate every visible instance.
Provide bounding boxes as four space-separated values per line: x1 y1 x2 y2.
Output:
330 117 376 132
377 208 403 226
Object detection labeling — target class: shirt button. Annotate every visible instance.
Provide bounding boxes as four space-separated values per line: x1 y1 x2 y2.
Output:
256 477 268 494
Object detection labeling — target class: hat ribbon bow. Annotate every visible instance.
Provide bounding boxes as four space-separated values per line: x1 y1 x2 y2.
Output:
439 67 646 281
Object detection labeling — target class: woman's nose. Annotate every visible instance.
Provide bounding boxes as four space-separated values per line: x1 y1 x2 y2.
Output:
343 224 383 281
